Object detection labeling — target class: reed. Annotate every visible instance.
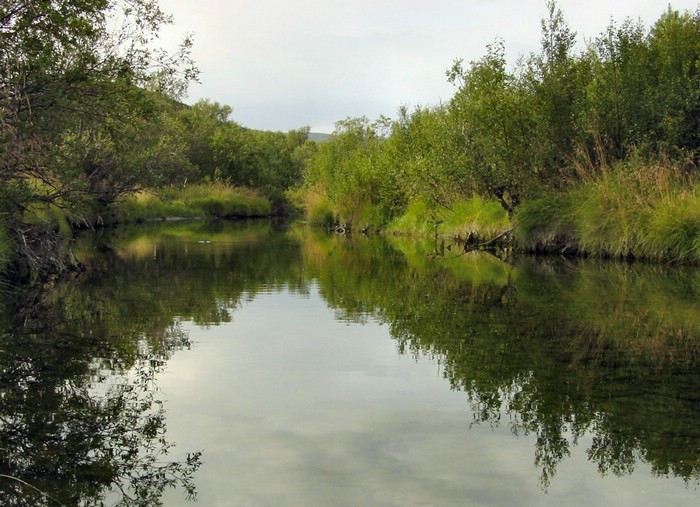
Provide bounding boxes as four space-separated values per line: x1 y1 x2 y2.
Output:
514 158 700 262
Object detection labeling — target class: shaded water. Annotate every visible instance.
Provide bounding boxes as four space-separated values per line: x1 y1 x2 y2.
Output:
1 220 699 505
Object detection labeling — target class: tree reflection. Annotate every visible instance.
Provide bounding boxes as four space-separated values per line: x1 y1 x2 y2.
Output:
300 232 700 490
0 281 201 505
4 221 699 501
0 220 304 504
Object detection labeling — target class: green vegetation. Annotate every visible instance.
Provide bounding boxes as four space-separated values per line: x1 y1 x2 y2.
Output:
514 158 700 261
113 184 273 222
0 0 313 278
300 2 700 262
387 196 509 239
0 219 10 273
3 0 700 276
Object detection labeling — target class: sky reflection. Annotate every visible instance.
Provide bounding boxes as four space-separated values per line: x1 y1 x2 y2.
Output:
158 285 695 506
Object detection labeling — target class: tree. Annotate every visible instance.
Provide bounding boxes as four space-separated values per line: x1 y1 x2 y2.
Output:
303 116 398 225
170 99 233 181
530 0 581 174
581 18 648 160
448 40 539 215
647 7 700 157
0 0 198 218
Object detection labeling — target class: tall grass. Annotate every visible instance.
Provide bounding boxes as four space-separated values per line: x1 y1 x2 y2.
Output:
114 184 273 223
301 185 336 227
514 158 700 262
387 196 510 239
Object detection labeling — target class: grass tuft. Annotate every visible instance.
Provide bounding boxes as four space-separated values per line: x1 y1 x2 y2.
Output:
114 184 272 223
302 186 336 227
515 158 700 262
387 196 510 239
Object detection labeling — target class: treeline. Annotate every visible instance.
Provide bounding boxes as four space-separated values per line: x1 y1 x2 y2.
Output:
302 2 700 260
0 0 312 276
163 100 314 205
3 1 700 272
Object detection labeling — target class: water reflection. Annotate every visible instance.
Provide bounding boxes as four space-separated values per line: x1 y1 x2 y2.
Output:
298 232 700 490
0 282 200 505
1 220 699 504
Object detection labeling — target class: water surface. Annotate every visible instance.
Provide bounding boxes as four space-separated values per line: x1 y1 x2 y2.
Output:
1 220 699 506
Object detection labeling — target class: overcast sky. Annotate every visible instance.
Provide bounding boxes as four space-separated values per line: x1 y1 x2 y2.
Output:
156 1 699 133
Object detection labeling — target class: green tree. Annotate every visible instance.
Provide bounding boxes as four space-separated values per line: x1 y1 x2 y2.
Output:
171 99 233 181
529 0 581 172
303 116 398 225
387 104 465 209
0 0 197 218
447 40 539 215
577 6 700 164
646 7 700 156
580 19 648 160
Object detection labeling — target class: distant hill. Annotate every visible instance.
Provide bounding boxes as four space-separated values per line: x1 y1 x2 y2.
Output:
309 132 331 142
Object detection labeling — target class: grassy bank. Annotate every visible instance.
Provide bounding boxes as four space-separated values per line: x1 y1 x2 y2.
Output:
113 183 273 223
514 160 700 262
301 156 700 264
386 196 510 240
0 183 277 279
301 189 512 241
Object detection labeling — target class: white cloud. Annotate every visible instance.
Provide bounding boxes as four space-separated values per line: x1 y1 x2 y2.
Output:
156 0 700 133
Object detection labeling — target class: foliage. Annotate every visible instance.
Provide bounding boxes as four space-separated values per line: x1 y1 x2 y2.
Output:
113 184 272 222
0 0 197 214
303 116 400 226
0 0 313 278
157 99 313 212
301 2 700 259
0 218 10 274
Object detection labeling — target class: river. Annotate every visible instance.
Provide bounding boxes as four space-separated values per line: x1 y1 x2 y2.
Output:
1 219 699 506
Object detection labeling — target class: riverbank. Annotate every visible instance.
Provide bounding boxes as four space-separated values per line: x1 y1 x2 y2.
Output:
304 159 700 264
111 183 275 223
514 160 700 263
0 183 285 282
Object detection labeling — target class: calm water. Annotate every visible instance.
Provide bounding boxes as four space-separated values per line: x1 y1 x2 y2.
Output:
1 220 699 506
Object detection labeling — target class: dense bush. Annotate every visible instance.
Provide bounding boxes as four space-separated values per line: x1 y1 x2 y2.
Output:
301 2 700 261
